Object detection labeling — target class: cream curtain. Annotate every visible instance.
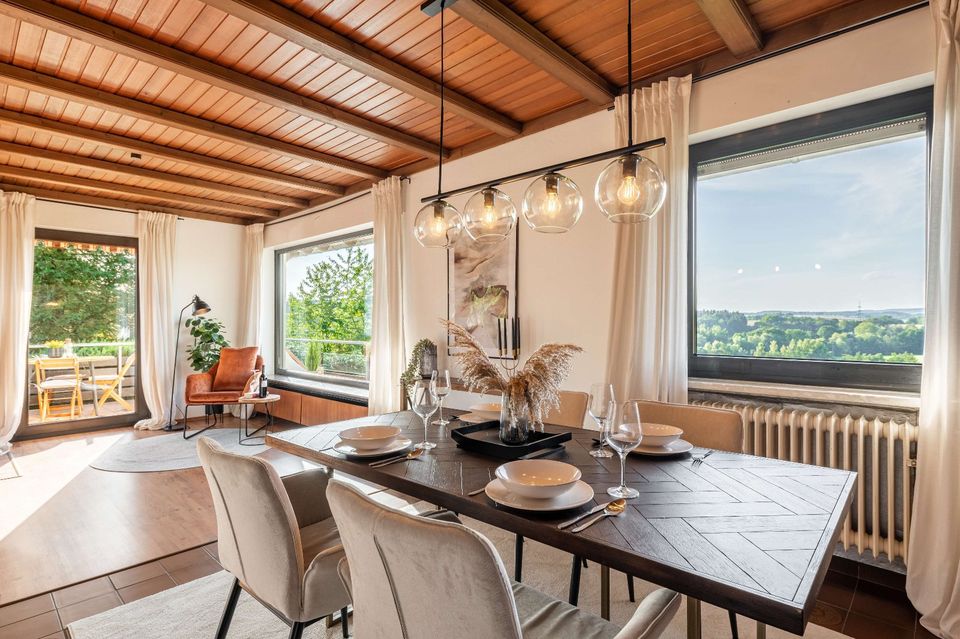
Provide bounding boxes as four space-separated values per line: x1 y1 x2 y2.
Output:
0 192 36 452
906 2 960 636
134 211 177 430
368 176 406 414
237 223 264 349
605 76 692 403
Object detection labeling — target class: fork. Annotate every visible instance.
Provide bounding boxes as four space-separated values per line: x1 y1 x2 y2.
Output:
691 449 714 468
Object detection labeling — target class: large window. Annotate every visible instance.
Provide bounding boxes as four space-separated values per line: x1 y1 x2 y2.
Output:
275 231 373 385
689 88 931 391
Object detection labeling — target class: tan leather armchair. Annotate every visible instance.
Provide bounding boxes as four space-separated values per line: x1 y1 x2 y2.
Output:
197 437 351 639
183 346 262 439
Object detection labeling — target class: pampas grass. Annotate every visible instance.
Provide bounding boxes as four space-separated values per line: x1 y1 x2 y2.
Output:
443 320 582 427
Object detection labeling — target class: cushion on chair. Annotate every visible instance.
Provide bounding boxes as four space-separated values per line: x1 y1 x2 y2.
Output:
513 581 619 639
186 391 243 404
38 379 80 390
213 347 260 391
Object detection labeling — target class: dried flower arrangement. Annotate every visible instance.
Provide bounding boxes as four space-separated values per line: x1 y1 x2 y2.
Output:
444 320 582 428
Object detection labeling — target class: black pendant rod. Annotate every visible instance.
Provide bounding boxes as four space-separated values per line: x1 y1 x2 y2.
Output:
626 0 633 146
436 0 446 198
419 137 665 204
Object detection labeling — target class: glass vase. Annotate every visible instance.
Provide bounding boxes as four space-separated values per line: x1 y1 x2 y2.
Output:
499 399 531 445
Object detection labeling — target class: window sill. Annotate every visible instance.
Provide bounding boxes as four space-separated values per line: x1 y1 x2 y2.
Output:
269 374 368 407
688 378 920 410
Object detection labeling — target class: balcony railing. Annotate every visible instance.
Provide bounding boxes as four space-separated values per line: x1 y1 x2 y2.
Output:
282 337 370 380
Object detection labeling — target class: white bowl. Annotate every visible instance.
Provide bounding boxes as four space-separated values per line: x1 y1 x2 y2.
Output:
641 423 684 448
468 402 502 420
338 426 401 451
495 460 582 499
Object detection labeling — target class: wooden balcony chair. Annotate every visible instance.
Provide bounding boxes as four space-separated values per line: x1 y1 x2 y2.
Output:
34 357 84 421
86 353 136 414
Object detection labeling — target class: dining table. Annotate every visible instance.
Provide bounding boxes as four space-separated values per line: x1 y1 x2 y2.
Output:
266 410 856 639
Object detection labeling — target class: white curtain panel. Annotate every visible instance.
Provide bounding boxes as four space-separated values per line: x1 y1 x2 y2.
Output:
368 176 406 414
0 192 35 452
907 2 960 636
237 223 264 348
134 211 177 430
605 76 691 404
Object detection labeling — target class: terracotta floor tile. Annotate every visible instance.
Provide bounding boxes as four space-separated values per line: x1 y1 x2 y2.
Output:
816 571 858 609
0 610 60 639
204 542 219 563
829 556 860 577
168 559 221 585
57 592 122 627
850 580 917 629
843 611 915 639
0 594 55 628
809 601 847 632
40 632 65 639
159 548 213 574
108 561 167 590
51 576 114 608
117 574 177 604
859 563 907 590
915 621 939 638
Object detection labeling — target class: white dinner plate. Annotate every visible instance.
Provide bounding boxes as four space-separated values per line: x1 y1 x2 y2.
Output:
630 439 694 457
484 478 595 512
457 412 494 424
333 438 413 458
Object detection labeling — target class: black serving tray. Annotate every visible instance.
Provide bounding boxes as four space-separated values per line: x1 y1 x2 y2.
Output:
450 421 572 460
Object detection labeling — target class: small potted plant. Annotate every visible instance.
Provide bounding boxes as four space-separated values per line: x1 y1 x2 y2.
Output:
45 340 65 358
185 316 230 415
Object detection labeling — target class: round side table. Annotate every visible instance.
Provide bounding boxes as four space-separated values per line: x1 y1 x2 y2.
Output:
238 393 281 445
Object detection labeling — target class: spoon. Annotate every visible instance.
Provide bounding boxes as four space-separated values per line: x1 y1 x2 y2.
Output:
558 499 626 530
369 448 424 468
570 500 627 533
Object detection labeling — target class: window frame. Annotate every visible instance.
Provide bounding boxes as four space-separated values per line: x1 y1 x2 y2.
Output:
687 87 933 392
274 229 374 388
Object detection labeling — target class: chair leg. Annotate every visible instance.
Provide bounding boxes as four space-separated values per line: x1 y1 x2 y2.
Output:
728 610 739 639
568 555 582 605
341 606 350 638
215 578 241 639
288 622 305 639
627 574 635 602
514 535 524 582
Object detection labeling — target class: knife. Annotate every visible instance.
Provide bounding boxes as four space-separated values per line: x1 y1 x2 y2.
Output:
518 446 563 460
558 502 610 530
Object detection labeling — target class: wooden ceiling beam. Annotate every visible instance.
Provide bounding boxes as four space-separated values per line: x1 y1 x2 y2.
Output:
0 109 343 198
0 62 388 180
0 182 247 225
202 0 521 139
0 0 442 159
0 135 304 209
0 164 278 219
449 0 617 105
695 0 763 56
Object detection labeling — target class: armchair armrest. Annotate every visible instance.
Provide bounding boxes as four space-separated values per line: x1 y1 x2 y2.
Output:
613 588 681 639
184 373 213 402
282 467 334 528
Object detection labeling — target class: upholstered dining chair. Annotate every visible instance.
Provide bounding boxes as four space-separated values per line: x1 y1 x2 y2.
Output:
197 437 351 639
327 478 681 639
184 346 262 439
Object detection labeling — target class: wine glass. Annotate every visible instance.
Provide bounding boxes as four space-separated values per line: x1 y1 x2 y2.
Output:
408 379 439 450
605 401 643 498
433 369 452 426
588 383 616 458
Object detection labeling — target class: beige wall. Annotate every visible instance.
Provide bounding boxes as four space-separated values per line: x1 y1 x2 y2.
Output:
261 6 933 405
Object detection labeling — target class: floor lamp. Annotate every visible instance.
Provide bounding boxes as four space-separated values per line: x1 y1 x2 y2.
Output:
164 294 210 431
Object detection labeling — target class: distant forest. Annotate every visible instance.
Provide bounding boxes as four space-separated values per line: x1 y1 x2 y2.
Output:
696 310 924 363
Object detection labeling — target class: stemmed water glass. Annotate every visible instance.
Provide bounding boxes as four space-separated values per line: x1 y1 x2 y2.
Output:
588 383 616 458
433 369 452 426
408 379 439 450
606 401 643 498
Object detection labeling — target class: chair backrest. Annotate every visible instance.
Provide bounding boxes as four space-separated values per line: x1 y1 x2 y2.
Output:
632 400 744 453
543 390 589 428
34 357 79 382
327 480 524 639
196 437 305 620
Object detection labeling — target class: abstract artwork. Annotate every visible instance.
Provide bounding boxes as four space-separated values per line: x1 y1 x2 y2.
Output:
447 231 518 359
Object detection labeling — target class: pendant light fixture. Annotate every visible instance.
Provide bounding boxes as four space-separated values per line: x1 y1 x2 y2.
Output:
595 0 667 223
413 1 462 249
521 172 583 233
462 186 517 243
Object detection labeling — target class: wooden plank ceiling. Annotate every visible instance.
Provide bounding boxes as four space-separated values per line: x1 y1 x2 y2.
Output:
0 0 924 224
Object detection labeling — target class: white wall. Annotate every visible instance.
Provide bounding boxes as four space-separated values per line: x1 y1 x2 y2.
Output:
36 200 246 418
260 7 934 407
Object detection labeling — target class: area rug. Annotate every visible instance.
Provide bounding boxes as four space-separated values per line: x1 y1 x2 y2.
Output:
89 428 267 472
67 512 849 638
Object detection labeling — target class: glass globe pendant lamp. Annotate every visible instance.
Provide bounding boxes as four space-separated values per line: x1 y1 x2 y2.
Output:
595 153 667 222
521 172 583 233
462 187 516 243
414 199 462 248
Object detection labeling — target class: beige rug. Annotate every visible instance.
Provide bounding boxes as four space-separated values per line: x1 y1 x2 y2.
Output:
89 428 268 472
68 506 849 638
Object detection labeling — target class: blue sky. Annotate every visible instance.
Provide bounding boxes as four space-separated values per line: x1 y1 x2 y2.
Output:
696 134 927 314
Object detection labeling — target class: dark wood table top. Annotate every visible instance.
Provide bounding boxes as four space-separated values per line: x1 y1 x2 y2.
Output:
266 411 856 634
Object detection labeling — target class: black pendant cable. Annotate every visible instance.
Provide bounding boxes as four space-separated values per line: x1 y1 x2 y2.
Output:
626 0 633 148
437 0 445 199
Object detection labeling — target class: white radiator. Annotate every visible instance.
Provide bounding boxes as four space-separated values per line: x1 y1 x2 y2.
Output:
691 399 918 565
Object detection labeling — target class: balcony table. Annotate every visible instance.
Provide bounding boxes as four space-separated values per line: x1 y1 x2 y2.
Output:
266 410 856 638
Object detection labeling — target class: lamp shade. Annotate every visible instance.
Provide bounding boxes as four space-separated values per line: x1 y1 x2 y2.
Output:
462 187 517 243
414 199 462 248
595 153 667 222
521 172 583 233
191 295 211 316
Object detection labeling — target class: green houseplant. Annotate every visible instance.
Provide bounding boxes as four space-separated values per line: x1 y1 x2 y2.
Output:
184 316 230 372
400 338 436 397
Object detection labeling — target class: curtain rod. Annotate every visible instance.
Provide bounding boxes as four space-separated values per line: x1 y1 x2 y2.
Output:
266 177 411 227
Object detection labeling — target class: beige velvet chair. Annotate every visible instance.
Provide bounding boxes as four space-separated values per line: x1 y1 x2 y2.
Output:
197 437 351 639
632 400 744 453
327 478 681 639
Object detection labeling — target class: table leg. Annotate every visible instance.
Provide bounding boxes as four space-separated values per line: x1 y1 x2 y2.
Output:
686 597 702 639
756 621 766 639
600 565 610 620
